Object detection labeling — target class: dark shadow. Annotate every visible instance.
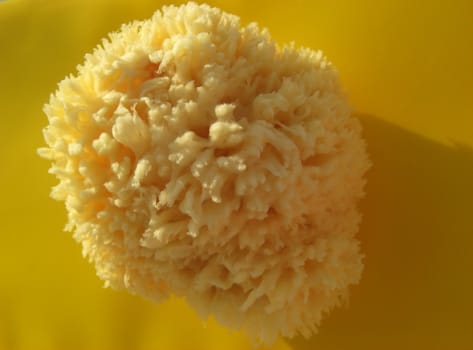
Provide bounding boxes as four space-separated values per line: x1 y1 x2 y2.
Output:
289 115 473 350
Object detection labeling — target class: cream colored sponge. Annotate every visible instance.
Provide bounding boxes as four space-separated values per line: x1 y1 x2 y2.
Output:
39 2 370 343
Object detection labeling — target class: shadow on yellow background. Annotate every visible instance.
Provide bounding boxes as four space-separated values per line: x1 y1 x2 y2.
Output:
290 115 473 350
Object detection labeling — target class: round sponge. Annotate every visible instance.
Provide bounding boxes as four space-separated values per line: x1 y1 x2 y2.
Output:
39 2 370 343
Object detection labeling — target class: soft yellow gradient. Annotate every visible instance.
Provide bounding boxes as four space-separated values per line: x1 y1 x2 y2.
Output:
0 1 472 350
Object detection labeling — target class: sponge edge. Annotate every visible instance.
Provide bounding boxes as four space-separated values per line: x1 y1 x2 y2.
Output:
39 2 370 344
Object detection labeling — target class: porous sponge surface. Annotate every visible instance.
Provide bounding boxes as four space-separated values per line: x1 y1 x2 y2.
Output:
39 2 370 343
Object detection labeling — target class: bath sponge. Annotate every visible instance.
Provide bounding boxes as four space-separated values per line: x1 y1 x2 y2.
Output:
39 2 370 344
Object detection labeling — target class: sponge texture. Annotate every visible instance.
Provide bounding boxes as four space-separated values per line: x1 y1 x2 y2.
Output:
39 2 370 343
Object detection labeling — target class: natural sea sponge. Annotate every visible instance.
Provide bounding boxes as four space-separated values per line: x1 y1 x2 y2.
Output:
39 2 370 344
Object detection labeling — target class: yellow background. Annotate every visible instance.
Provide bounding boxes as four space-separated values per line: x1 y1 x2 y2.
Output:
0 0 472 349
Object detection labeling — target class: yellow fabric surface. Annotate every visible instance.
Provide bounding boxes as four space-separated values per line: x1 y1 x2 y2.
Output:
0 1 472 349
